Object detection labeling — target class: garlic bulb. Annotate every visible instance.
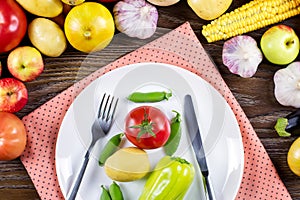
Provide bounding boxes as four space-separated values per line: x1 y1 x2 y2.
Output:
274 62 300 108
222 35 263 78
113 0 158 39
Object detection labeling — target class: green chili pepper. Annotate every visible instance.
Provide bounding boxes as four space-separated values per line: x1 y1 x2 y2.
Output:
164 110 182 156
99 133 124 166
100 185 111 200
139 156 195 200
127 91 172 103
109 181 124 200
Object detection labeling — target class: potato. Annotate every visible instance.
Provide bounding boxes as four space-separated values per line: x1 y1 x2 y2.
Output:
16 0 63 18
28 18 67 57
104 147 150 182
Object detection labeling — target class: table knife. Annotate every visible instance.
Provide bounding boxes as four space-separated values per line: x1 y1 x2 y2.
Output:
184 94 216 200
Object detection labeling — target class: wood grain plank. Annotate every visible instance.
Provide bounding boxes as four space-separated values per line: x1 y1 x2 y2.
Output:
1 0 300 199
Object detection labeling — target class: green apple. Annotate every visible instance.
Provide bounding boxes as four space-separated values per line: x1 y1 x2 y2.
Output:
7 46 44 82
260 25 299 65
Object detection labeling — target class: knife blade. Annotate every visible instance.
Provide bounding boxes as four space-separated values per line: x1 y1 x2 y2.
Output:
184 94 215 200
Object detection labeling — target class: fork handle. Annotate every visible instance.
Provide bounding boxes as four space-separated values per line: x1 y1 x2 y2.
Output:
204 176 215 200
68 151 90 200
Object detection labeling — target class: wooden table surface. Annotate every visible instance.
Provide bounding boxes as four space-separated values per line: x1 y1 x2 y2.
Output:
1 0 300 199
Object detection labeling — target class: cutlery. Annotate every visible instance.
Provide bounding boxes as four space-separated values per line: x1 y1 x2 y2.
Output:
68 93 118 200
184 94 215 200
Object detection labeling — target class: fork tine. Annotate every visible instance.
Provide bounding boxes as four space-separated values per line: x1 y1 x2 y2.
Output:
105 96 114 121
97 93 106 118
108 97 118 121
97 93 118 127
101 94 111 120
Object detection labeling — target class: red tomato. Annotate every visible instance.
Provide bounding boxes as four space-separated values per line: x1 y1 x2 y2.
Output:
0 0 27 53
125 106 170 149
0 112 27 160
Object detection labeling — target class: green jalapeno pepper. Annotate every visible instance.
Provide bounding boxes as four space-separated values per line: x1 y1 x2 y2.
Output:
127 91 172 103
139 156 195 200
164 110 182 156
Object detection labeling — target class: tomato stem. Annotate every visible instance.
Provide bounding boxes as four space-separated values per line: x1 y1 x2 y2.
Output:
129 108 156 140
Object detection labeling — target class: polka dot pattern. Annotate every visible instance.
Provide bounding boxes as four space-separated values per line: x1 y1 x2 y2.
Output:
20 22 291 200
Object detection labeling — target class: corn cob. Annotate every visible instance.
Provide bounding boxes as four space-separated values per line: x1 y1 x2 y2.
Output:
202 0 300 43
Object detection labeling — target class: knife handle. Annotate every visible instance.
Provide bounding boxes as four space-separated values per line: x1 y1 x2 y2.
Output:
204 176 216 200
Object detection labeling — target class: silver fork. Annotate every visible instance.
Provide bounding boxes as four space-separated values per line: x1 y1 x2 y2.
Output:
68 93 118 200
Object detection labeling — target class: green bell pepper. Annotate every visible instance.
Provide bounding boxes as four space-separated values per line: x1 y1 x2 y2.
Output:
139 156 195 200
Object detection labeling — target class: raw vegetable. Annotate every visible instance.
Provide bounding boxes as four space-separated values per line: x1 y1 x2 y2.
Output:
101 185 112 200
164 110 182 156
101 182 124 200
109 182 124 200
288 137 300 176
188 0 232 20
202 0 300 43
139 156 195 200
275 109 300 137
99 133 124 166
0 112 27 161
222 35 263 78
28 18 67 57
104 147 150 182
125 106 171 149
99 0 120 2
113 0 158 39
147 0 179 6
274 62 300 108
16 0 63 18
127 91 172 102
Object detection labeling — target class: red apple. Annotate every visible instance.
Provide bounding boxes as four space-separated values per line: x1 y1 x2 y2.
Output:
7 46 44 82
0 0 27 53
0 78 28 113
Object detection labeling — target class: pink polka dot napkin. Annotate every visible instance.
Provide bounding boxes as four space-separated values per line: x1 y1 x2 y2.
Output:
20 22 291 200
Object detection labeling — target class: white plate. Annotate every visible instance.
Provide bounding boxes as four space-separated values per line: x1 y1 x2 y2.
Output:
56 62 244 200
